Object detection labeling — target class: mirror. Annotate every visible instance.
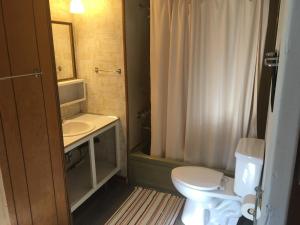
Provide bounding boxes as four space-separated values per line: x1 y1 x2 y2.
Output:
51 21 77 81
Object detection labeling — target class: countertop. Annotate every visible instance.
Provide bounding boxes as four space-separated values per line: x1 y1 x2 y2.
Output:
63 113 119 148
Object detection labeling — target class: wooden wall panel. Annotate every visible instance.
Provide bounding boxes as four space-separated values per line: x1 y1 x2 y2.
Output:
32 0 71 224
1 0 59 222
0 1 9 77
0 0 70 224
1 0 39 74
13 77 59 225
1 0 59 223
0 2 33 224
0 82 31 225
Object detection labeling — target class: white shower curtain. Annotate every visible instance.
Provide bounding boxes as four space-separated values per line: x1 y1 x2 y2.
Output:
150 0 269 170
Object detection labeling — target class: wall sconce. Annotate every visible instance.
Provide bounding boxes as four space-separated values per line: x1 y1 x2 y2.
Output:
70 0 85 14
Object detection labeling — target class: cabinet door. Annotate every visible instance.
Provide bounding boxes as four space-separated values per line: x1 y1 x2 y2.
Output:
0 0 70 224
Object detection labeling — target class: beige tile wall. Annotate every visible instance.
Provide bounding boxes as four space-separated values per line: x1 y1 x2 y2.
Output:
50 0 127 175
75 0 127 175
0 169 11 225
50 0 72 22
60 104 81 120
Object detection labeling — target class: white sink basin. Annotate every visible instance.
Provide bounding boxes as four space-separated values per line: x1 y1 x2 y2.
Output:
62 121 95 137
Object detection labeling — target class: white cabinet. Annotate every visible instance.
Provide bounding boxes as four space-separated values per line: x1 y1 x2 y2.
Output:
63 114 120 212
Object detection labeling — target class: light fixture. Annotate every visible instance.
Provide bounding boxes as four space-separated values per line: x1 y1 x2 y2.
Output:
70 0 85 14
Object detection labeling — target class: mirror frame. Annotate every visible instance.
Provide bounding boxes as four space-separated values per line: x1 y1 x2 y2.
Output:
51 20 77 81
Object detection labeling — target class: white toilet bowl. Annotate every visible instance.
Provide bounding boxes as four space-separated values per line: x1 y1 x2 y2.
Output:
171 139 265 225
171 166 242 225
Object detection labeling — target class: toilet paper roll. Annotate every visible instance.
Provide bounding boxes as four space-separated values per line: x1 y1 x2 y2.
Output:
241 194 261 221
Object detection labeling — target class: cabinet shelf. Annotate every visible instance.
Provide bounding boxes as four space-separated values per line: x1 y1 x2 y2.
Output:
58 79 86 107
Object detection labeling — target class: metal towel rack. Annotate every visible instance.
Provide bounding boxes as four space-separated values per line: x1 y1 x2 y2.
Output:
0 71 42 81
94 67 121 75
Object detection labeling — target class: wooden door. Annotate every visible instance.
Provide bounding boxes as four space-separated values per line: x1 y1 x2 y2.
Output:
0 0 70 224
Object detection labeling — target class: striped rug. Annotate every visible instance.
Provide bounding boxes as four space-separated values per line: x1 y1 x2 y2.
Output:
105 187 185 225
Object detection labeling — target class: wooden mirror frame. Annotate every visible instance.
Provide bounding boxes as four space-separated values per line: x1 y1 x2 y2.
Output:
51 20 77 81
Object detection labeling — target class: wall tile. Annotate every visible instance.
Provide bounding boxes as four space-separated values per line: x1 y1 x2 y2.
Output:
50 0 127 175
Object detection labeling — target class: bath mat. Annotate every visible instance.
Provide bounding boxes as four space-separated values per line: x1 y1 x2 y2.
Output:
105 187 184 225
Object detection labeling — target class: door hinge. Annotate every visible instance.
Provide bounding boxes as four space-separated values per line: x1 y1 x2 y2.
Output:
264 52 279 68
264 51 279 112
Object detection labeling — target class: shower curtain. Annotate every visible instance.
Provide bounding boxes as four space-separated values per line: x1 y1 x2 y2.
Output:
150 0 269 170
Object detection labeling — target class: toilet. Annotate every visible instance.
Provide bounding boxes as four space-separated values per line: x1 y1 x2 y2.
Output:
171 138 265 225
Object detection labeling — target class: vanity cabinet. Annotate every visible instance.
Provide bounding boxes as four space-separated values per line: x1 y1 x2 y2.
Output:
63 114 120 212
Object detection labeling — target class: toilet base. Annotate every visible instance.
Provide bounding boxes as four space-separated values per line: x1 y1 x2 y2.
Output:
181 198 241 225
181 199 209 225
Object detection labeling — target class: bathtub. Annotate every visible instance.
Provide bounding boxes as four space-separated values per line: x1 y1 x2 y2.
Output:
128 148 234 193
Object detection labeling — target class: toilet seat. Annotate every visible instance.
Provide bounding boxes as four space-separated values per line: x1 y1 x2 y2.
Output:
172 166 224 191
171 166 241 202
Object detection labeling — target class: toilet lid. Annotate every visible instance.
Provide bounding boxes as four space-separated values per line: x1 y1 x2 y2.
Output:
172 166 224 191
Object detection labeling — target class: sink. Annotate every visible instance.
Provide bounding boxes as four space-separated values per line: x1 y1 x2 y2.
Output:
62 121 95 137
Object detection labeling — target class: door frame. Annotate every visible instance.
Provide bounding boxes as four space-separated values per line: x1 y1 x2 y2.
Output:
259 0 300 224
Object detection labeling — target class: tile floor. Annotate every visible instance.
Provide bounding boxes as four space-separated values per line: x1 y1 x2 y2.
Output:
72 176 249 225
72 176 184 225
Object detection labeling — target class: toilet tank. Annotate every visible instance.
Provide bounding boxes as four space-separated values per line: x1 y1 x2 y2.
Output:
234 138 265 197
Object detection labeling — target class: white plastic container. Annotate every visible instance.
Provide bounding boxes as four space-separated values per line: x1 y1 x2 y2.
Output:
234 138 265 197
